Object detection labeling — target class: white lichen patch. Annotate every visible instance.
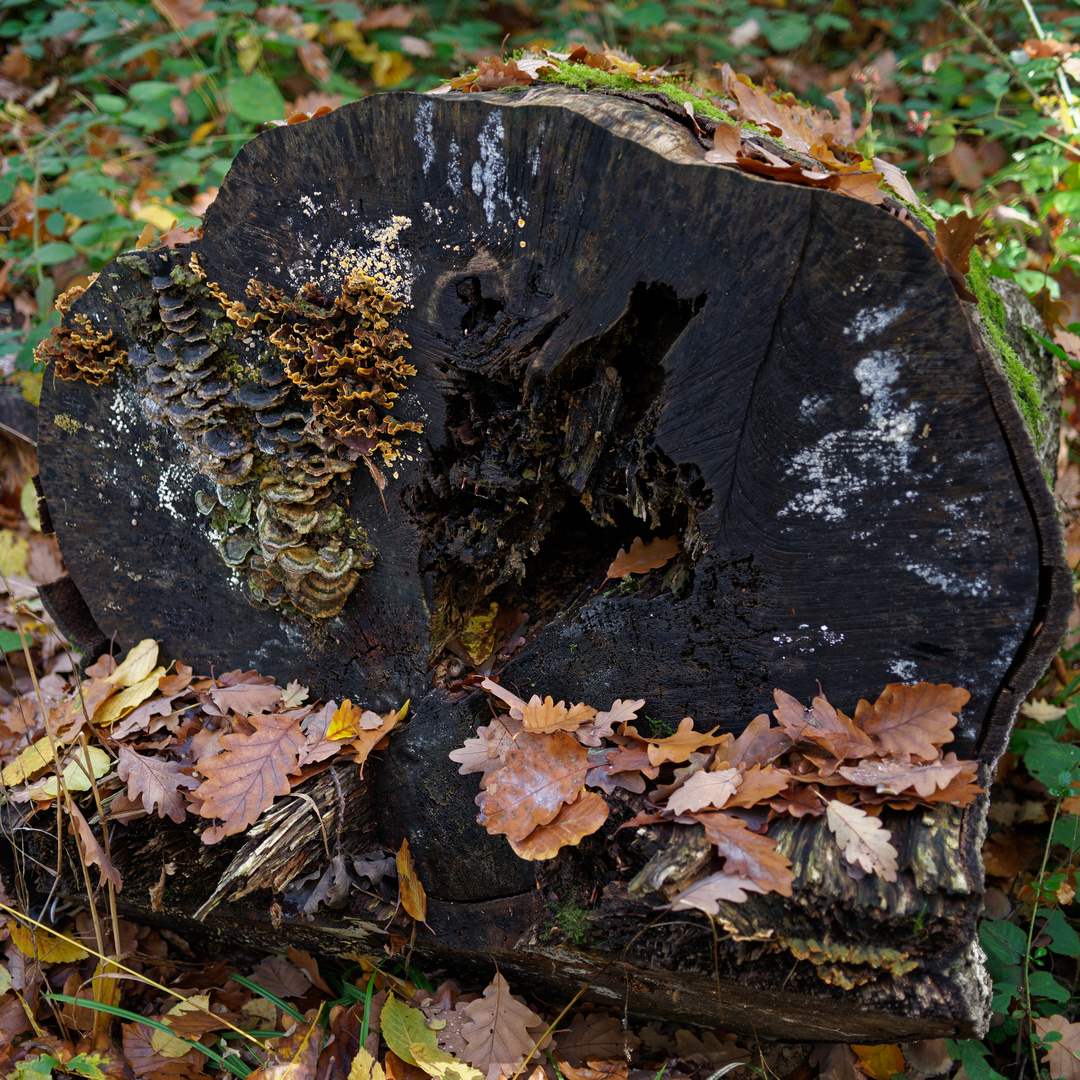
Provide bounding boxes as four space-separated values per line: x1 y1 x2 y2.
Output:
779 350 919 522
415 98 436 176
889 659 917 681
471 112 509 225
844 300 908 344
156 461 201 524
904 561 991 599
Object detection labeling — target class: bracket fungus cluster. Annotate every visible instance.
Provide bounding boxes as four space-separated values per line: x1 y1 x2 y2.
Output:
40 244 420 619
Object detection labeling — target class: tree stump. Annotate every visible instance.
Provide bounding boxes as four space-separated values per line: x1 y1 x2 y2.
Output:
23 85 1072 1042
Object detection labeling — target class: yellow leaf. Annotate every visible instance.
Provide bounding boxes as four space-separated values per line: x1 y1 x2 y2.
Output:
0 530 29 578
152 993 211 1058
95 666 166 726
235 32 262 74
20 479 40 531
34 745 111 799
410 1043 485 1080
330 21 379 63
0 963 11 994
851 1045 906 1080
328 699 362 740
397 838 427 923
7 921 90 963
2 736 55 787
372 50 414 87
460 602 498 665
12 369 41 406
135 203 180 232
107 639 159 686
191 120 216 145
349 1046 387 1080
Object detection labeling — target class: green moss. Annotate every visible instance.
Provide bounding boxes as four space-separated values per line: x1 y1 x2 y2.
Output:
537 61 735 125
548 902 593 947
967 249 1043 438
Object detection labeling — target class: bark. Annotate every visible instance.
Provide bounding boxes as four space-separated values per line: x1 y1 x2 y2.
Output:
21 85 1072 1041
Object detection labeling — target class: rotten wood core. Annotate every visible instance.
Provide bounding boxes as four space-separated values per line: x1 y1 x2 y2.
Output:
24 85 1071 1041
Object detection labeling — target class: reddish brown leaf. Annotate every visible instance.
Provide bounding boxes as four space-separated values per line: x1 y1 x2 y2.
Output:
605 535 679 579
1034 1015 1080 1080
855 682 969 761
726 714 792 767
773 689 875 761
473 56 536 91
67 802 122 893
520 696 596 735
693 812 795 895
206 683 283 717
397 838 428 923
507 791 610 860
838 753 980 799
704 123 742 164
194 713 307 843
555 1013 640 1068
250 955 311 999
934 212 987 276
477 732 590 842
122 1022 208 1079
117 744 199 823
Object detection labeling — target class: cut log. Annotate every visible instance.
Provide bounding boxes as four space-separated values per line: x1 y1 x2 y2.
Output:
20 85 1071 1042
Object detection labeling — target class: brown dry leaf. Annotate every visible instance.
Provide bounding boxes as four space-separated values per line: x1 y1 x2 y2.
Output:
850 1045 905 1080
704 123 742 164
67 801 122 893
207 682 283 717
555 1012 640 1068
810 1043 862 1080
934 212 986 276
521 696 596 735
983 830 1040 878
665 767 741 815
480 677 528 720
507 791 609 860
250 954 311 999
252 1014 323 1079
117 744 199 823
194 713 307 843
827 168 886 204
576 699 644 746
667 870 767 913
151 0 209 31
397 838 428 924
151 994 215 1056
693 812 795 895
1035 1016 1080 1080
473 56 536 91
346 702 406 772
673 1029 747 1068
726 714 792 767
723 763 792 808
646 717 727 767
287 947 332 994
122 1021 207 1078
476 731 590 842
605 535 679 579
460 971 545 1080
837 753 980 799
927 766 985 807
449 726 506 781
558 1061 627 1080
824 800 899 880
855 682 969 761
772 689 875 761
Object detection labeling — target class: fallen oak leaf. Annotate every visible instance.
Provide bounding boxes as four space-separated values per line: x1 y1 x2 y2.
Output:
206 681 283 717
194 712 307 843
117 744 199 823
773 688 875 761
328 699 386 739
605 535 679 579
521 695 596 734
345 701 407 772
507 790 609 860
67 801 122 892
726 713 792 767
855 682 969 762
837 752 979 799
664 767 741 815
477 731 590 842
666 871 767 913
824 799 899 881
722 763 793 808
575 698 644 746
704 122 742 164
1034 1014 1080 1080
693 811 795 895
647 716 728 767
397 838 428 924
460 971 547 1080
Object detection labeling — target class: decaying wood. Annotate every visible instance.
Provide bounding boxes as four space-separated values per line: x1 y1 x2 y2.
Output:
18 85 1072 1041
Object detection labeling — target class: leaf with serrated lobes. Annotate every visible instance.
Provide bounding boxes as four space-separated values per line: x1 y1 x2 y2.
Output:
667 871 767 913
118 744 199 823
692 812 795 895
477 731 589 843
855 682 969 761
824 800 898 881
507 791 609 860
194 713 306 844
460 971 545 1080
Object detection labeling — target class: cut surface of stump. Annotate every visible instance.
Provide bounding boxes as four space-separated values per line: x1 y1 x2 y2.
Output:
27 85 1071 1041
